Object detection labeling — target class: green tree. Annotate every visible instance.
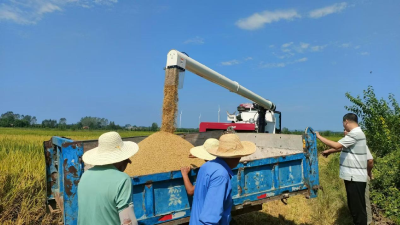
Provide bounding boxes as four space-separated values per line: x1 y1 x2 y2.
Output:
42 119 57 128
281 127 290 134
151 122 158 131
345 86 400 157
31 116 37 125
59 118 67 125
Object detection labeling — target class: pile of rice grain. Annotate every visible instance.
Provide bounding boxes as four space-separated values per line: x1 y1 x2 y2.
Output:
124 132 205 176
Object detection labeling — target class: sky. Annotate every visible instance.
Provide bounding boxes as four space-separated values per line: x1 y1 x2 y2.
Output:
0 0 399 131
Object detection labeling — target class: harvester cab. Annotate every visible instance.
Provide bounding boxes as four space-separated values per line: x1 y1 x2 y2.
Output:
227 103 282 134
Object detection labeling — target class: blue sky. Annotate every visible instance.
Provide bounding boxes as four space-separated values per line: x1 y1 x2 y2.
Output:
0 0 399 131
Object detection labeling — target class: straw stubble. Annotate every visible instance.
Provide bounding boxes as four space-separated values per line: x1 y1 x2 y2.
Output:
124 132 205 176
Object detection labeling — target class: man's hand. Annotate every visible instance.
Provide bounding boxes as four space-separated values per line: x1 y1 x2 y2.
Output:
181 166 191 176
321 150 331 158
315 132 321 139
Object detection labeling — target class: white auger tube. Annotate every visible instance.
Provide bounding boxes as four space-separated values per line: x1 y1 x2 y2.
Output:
166 50 276 111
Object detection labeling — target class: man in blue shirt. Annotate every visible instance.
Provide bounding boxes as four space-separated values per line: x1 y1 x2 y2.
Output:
189 134 256 225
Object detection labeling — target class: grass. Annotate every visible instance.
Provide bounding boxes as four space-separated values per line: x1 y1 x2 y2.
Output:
0 129 383 224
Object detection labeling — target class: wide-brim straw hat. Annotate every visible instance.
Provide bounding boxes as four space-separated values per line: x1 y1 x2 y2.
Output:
207 134 256 158
190 138 218 161
83 131 139 166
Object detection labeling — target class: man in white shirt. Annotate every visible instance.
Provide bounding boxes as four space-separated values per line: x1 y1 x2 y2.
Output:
322 129 374 225
317 113 368 225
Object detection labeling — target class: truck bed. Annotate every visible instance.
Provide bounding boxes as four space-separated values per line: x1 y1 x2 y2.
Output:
44 128 319 225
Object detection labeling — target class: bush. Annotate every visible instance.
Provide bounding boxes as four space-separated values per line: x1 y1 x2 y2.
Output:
346 86 400 223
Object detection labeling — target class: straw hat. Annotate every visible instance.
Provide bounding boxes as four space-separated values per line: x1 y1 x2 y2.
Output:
190 138 218 161
83 131 139 166
207 134 256 158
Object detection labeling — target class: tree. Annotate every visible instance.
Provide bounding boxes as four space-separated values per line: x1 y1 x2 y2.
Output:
31 116 37 125
1 111 16 126
22 115 32 124
151 122 158 131
108 121 118 130
282 127 290 134
59 118 67 125
0 111 37 127
80 117 109 129
345 86 399 157
42 119 57 128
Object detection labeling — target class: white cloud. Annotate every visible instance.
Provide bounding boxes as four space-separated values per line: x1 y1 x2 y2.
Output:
277 42 327 56
310 45 327 52
184 36 204 45
294 57 308 62
260 57 307 69
221 60 240 66
0 0 118 25
354 45 361 49
269 45 275 48
282 42 294 48
38 3 61 14
260 62 286 68
244 57 253 61
309 2 348 19
300 42 310 49
341 43 351 48
360 52 370 56
236 9 300 30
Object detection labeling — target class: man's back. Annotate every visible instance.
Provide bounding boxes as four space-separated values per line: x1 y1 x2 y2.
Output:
338 127 368 182
78 165 132 225
190 158 233 225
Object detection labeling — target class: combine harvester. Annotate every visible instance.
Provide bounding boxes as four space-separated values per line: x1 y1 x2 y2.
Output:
44 50 320 225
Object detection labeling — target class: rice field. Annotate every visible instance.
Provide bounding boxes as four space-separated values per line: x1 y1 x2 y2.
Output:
0 128 154 225
0 128 362 224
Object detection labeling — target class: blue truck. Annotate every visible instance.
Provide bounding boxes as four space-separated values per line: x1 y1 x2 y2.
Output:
44 128 320 225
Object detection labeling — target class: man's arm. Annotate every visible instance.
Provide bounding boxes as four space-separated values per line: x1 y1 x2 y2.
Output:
199 175 229 225
116 177 138 225
366 146 374 179
367 159 374 179
119 203 138 225
322 148 342 158
316 132 343 150
181 166 195 196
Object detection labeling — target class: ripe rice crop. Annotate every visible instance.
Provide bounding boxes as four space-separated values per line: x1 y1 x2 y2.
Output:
0 128 154 224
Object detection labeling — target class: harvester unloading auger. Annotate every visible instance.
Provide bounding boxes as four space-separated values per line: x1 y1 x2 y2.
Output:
161 49 280 134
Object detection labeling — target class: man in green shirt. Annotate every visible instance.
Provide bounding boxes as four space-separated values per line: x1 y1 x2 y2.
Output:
78 131 139 225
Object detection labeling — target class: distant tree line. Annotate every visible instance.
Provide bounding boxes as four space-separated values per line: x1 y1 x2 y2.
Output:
281 127 343 136
0 111 37 127
0 111 200 132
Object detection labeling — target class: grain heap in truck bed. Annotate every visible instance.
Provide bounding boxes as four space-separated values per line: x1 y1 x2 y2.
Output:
124 132 205 176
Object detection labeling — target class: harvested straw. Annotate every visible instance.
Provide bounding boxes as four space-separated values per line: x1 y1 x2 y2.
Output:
125 132 205 176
